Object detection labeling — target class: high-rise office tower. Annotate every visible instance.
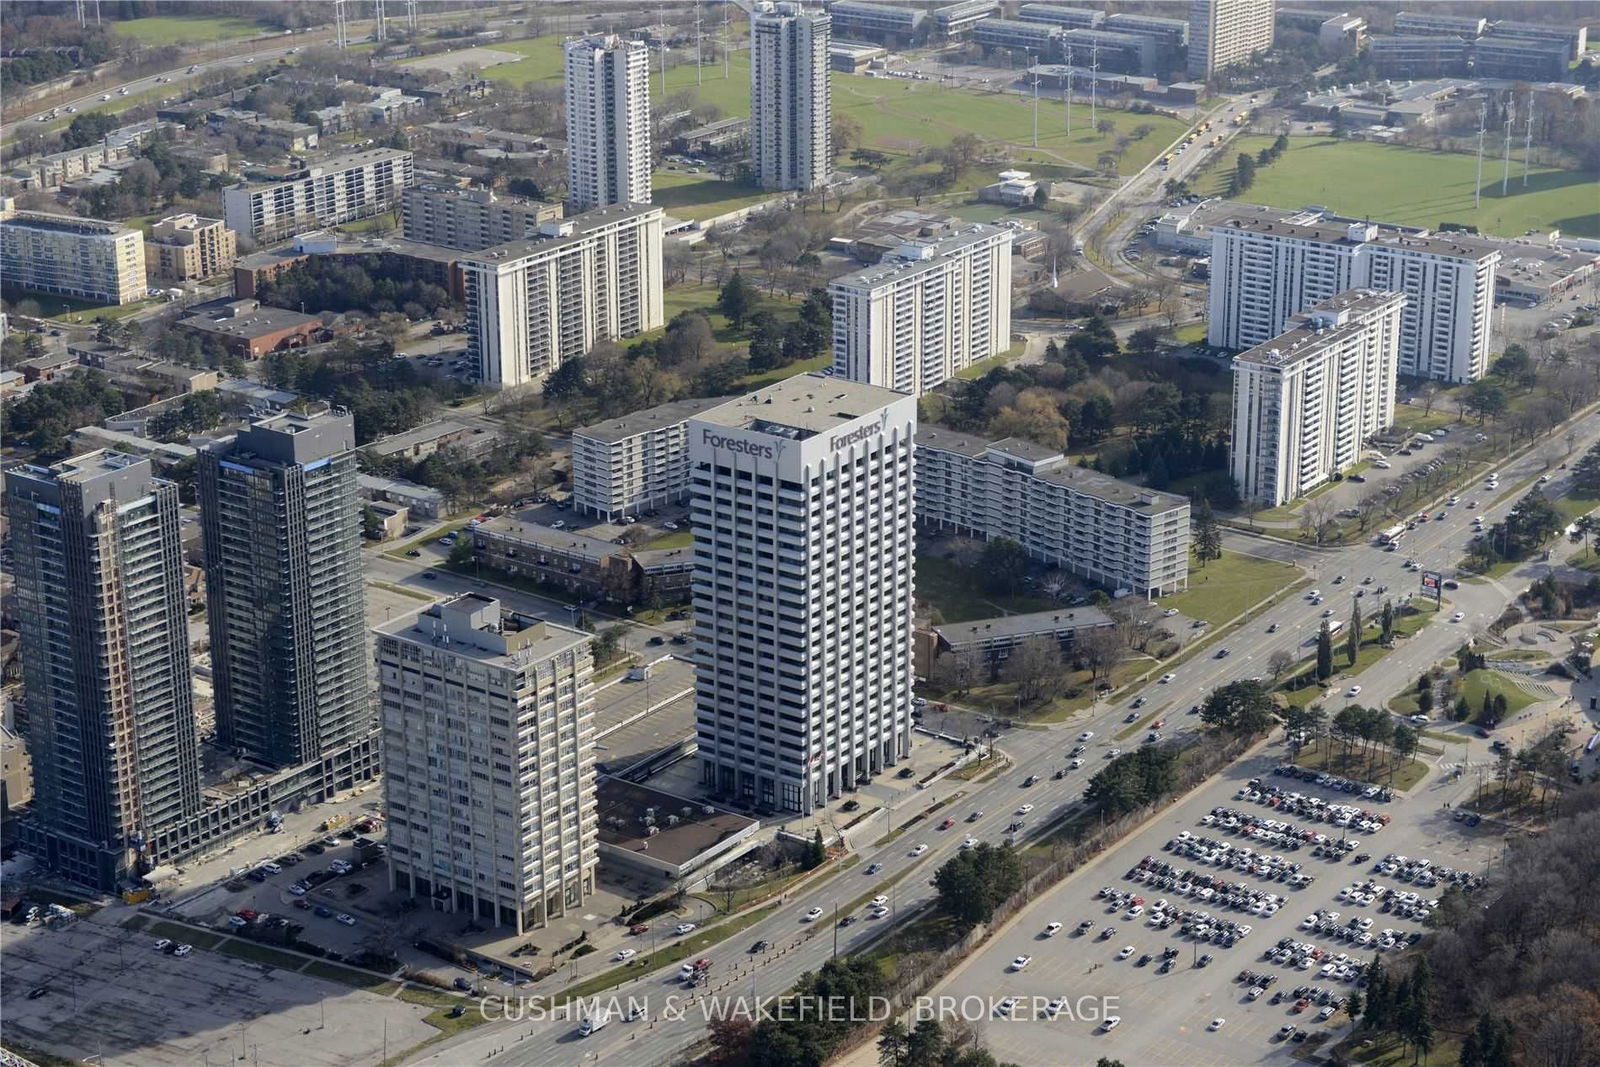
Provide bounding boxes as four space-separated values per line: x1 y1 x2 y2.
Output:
564 34 652 212
689 373 917 812
1188 0 1276 81
199 409 371 769
1230 289 1405 507
377 594 597 932
4 452 201 888
750 2 832 192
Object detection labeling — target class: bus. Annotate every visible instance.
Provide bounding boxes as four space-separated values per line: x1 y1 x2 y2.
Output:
1305 619 1344 646
1378 524 1407 545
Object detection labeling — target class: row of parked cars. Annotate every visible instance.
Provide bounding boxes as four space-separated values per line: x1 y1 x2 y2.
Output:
1201 804 1385 849
1372 853 1480 890
1163 831 1314 886
1301 906 1425 952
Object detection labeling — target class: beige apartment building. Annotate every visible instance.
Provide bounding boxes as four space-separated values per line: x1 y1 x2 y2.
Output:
145 214 238 283
0 201 146 305
400 186 563 251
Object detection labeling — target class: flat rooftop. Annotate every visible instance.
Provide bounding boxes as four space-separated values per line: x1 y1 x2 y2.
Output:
0 210 133 237
1234 289 1407 368
179 305 318 340
935 605 1114 644
596 778 758 868
474 516 619 560
373 593 589 666
832 223 1008 290
692 372 907 440
575 396 727 445
230 147 411 191
458 202 661 267
1217 215 1501 261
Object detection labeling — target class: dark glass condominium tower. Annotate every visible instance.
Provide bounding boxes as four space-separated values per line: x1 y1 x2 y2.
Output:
5 452 202 888
199 409 371 768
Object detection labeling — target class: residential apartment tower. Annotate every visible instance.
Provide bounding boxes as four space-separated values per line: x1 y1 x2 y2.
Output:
1187 0 1276 81
564 34 652 212
750 3 832 192
0 204 146 305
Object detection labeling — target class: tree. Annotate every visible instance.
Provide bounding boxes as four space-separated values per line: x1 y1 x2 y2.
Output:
1268 648 1296 680
1463 379 1509 423
1002 637 1065 704
1200 680 1276 733
1347 601 1362 665
591 624 631 667
1075 625 1127 684
718 270 755 328
805 828 826 870
933 843 1022 926
1381 600 1395 645
361 504 383 540
1316 621 1334 682
979 538 1030 595
447 537 475 567
1229 153 1257 195
933 648 981 696
1391 724 1419 767
1193 499 1222 565
1126 324 1169 357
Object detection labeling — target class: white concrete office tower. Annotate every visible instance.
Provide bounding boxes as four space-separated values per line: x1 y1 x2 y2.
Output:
564 34 652 212
1231 290 1405 507
916 432 1191 597
1188 0 1276 81
829 224 1013 396
5 452 201 890
750 2 832 192
1209 217 1500 383
462 203 664 389
377 594 597 934
689 374 916 812
571 397 728 521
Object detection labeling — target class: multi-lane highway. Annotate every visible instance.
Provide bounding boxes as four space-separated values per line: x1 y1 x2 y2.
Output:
401 409 1600 1066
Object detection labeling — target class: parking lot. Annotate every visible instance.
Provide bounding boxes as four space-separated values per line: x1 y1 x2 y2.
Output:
931 743 1505 1066
0 911 437 1066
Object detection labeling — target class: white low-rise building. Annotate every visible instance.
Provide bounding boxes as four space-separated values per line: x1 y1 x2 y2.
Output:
377 594 596 934
221 149 414 241
916 429 1191 598
1230 289 1405 507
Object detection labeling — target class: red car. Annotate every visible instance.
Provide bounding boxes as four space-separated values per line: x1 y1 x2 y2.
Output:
629 924 650 935
1152 719 1166 729
938 818 956 831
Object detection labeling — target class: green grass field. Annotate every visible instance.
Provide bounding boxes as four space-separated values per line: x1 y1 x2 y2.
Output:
914 552 1057 623
1155 550 1303 626
1196 136 1600 238
652 168 776 221
111 16 268 44
480 39 1186 175
1461 668 1537 719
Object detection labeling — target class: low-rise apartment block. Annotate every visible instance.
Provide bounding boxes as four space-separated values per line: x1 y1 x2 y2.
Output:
145 214 237 282
1016 5 1105 31
571 397 727 521
401 186 563 251
0 203 146 305
827 1 926 43
916 605 1116 679
221 148 414 241
916 429 1191 598
1230 289 1405 507
462 203 664 389
377 594 597 933
1392 12 1486 38
829 223 1012 396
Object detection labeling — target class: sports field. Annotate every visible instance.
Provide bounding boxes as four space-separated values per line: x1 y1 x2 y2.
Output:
1196 135 1600 238
481 39 1187 174
110 16 268 44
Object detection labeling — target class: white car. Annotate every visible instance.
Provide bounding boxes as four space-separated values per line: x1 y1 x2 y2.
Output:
961 837 978 850
1016 804 1034 815
1209 1017 1226 1031
153 938 172 951
1010 955 1032 971
674 922 696 935
1159 673 1176 683
1078 731 1094 742
803 906 824 922
174 944 193 957
1346 685 1362 697
1117 945 1136 959
336 913 356 926
870 906 889 919
909 843 928 857
996 997 1019 1016
1102 1015 1122 1031
1451 611 1465 622
612 948 637 962
869 896 888 909
1044 922 1063 937
260 862 282 875
287 884 307 897
1163 608 1179 617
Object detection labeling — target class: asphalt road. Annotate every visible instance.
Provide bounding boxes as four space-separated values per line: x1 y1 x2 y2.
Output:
400 409 1600 1066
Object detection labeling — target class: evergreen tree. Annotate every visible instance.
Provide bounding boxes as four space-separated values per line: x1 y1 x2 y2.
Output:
1492 693 1508 720
1347 601 1362 665
1381 600 1395 644
1364 954 1389 1031
1193 499 1222 565
1316 621 1334 682
806 828 826 869
1481 692 1494 722
718 270 754 328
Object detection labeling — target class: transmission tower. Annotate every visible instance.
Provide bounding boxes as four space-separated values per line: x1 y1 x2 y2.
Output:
1473 101 1486 209
1501 100 1513 197
407 0 419 32
695 0 703 86
1031 57 1040 147
1063 44 1073 136
1522 95 1534 187
374 0 387 41
1089 42 1099 130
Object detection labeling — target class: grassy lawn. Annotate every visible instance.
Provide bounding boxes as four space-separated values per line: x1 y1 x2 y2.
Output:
1174 322 1207 345
954 340 1026 380
946 202 1047 224
302 960 401 993
1552 493 1600 523
1294 743 1430 791
1461 668 1537 718
1194 136 1599 238
216 939 311 970
644 528 693 549
653 169 777 222
111 15 268 43
1155 550 1303 626
739 354 830 390
914 552 1056 623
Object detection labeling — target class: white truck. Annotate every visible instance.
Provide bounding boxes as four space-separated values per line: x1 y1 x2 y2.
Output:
578 1008 611 1037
